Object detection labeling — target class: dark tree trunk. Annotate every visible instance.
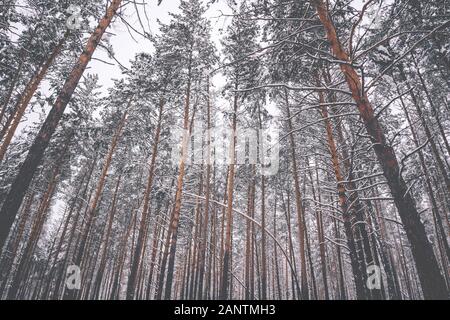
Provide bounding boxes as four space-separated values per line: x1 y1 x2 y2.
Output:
313 0 448 299
0 0 124 251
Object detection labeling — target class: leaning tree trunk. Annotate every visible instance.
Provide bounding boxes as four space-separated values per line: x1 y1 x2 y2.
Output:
157 56 193 300
0 58 24 134
0 33 67 161
395 82 450 271
412 54 450 158
66 106 128 299
312 0 448 299
0 0 123 251
91 171 123 299
322 68 382 299
7 140 68 299
126 98 164 299
317 88 367 299
397 64 450 195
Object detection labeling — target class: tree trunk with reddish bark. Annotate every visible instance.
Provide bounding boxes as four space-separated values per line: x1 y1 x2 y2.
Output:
0 0 124 251
312 0 448 299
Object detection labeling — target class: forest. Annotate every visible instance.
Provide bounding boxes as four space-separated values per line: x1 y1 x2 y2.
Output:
0 0 449 300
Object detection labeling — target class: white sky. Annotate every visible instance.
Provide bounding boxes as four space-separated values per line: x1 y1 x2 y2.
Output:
89 0 232 90
15 0 234 133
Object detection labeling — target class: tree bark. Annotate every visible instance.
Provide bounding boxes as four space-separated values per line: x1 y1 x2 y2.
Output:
220 80 238 300
0 0 124 251
312 0 448 299
285 90 309 300
157 56 193 300
0 33 67 161
126 98 164 299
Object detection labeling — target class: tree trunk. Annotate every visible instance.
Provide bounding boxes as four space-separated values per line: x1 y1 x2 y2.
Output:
66 105 128 299
0 58 24 133
197 78 212 299
126 98 164 299
312 0 448 299
307 156 329 299
316 88 367 298
157 57 193 300
0 0 123 251
397 65 450 194
92 171 123 299
0 33 67 161
220 80 238 300
284 90 309 300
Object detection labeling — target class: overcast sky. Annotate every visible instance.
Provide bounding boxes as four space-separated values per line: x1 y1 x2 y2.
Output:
15 0 234 134
89 0 232 90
